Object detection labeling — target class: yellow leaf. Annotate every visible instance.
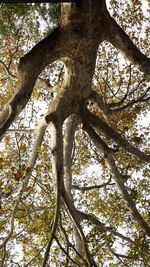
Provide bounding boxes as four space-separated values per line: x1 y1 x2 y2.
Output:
75 133 80 141
0 180 3 188
20 144 27 153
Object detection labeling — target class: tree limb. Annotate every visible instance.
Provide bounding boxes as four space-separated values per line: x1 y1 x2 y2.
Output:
54 236 81 266
72 177 113 191
62 189 98 266
0 59 17 79
42 121 63 267
105 14 150 76
0 117 47 249
79 211 134 244
0 27 65 139
64 114 78 196
84 108 150 162
82 121 150 235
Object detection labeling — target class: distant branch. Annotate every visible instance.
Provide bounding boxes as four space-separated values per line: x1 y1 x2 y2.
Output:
24 244 47 267
72 177 113 191
55 236 80 266
0 59 17 79
79 211 134 244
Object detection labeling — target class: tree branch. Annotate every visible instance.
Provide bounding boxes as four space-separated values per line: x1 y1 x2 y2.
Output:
82 121 150 235
42 121 63 267
0 117 47 249
0 59 17 79
109 88 150 113
84 108 150 162
0 27 65 139
79 211 134 244
24 244 47 267
105 14 150 76
54 236 81 266
2 1 77 3
62 189 98 266
64 114 78 197
72 177 113 191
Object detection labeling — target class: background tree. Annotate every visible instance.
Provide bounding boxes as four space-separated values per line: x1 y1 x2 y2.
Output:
0 1 149 266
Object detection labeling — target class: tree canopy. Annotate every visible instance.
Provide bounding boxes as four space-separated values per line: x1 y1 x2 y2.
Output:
0 1 150 266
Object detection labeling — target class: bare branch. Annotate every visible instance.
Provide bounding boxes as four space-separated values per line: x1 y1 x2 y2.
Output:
63 115 88 257
79 211 134 244
72 177 113 191
64 114 78 196
109 87 150 113
0 245 6 267
24 244 47 267
0 59 17 79
54 236 81 266
109 247 139 260
108 74 145 109
62 189 98 266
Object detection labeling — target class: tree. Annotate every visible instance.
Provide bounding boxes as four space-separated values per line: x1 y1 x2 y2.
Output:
0 1 150 266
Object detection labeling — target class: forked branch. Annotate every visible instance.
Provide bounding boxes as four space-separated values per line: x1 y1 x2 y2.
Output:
82 121 150 235
0 27 63 139
85 108 150 162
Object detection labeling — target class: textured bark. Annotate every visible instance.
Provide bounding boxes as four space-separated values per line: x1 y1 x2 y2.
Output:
105 14 150 75
42 120 63 267
0 0 150 265
0 0 149 138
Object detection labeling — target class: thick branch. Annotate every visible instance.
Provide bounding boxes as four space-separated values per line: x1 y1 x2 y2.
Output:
84 108 150 162
105 15 150 75
89 90 110 120
0 27 64 139
42 121 63 267
63 115 86 256
64 114 78 196
83 122 150 235
62 189 97 266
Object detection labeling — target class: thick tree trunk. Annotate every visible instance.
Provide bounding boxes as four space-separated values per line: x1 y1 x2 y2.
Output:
0 0 149 137
0 1 150 265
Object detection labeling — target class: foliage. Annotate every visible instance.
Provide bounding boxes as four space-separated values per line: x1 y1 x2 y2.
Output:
0 1 149 267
